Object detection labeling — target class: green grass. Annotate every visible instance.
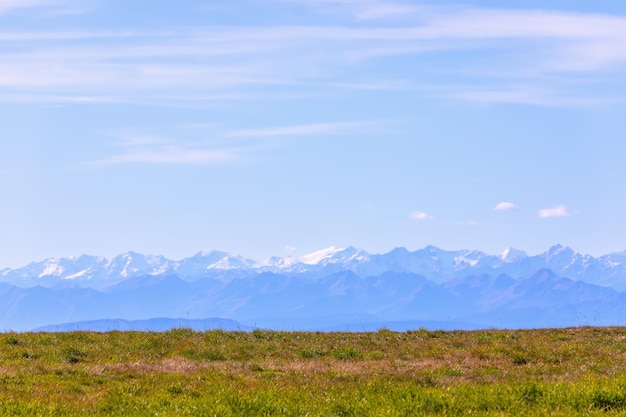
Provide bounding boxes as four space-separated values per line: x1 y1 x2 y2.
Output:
2 327 626 415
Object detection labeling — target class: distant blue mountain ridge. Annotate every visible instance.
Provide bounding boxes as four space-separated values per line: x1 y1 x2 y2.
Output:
32 318 252 332
1 244 625 332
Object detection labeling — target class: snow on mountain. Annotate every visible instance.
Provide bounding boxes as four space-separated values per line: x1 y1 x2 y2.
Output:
298 246 368 265
172 250 229 277
206 254 257 271
455 250 488 268
172 250 257 278
39 259 65 277
500 247 528 263
298 246 344 265
260 256 297 269
107 252 171 278
4 244 626 330
1 255 109 285
302 246 369 267
599 251 626 273
259 246 370 274
354 246 493 281
413 246 485 275
2 244 626 290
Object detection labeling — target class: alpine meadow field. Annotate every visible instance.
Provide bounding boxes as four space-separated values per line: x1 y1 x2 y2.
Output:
3 327 626 415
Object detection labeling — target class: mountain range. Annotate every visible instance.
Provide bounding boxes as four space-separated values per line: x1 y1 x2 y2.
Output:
3 244 626 290
1 244 626 332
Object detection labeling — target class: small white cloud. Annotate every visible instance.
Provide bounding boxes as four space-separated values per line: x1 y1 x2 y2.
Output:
410 211 434 221
285 245 297 254
538 205 570 218
494 202 518 211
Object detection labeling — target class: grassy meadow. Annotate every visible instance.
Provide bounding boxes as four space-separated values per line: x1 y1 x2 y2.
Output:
2 327 626 415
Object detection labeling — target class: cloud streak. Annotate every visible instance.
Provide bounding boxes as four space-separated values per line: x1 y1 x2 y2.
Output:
291 0 425 21
96 148 237 165
494 202 518 211
84 119 380 167
0 0 60 14
1 5 626 106
410 211 433 221
87 135 242 166
229 121 379 138
538 205 570 218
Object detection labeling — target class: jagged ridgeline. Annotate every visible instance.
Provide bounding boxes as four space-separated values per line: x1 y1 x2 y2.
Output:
1 245 626 331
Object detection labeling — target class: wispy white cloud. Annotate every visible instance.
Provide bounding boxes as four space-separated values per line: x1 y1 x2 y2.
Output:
85 120 371 167
538 205 570 218
39 6 88 18
0 30 137 41
410 211 433 221
494 202 519 211
88 135 242 166
96 148 237 166
277 0 425 21
0 0 60 14
1 5 626 106
354 4 422 21
332 0 424 21
0 93 131 105
325 79 411 91
229 121 379 138
451 86 618 108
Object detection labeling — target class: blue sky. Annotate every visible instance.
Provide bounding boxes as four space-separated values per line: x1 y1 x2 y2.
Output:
1 0 626 267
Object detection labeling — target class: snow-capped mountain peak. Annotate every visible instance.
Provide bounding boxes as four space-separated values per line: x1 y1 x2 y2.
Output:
260 256 297 269
39 259 65 278
206 254 257 270
546 244 574 257
454 250 488 267
500 247 528 262
297 246 369 266
107 251 166 278
298 246 345 265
